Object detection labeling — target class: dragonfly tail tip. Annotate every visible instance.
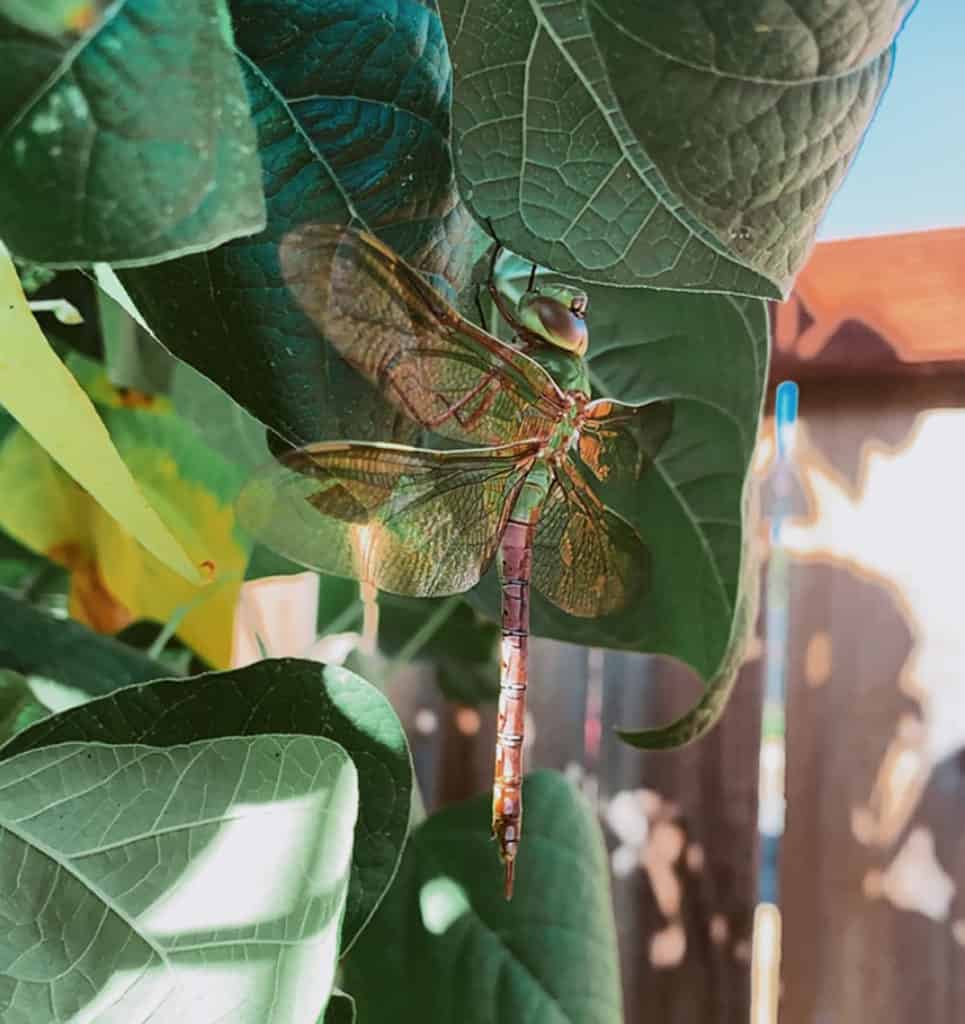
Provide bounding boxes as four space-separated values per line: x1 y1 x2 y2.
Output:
504 859 515 901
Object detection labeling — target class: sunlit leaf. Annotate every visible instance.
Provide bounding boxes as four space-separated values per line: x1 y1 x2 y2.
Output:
343 772 622 1023
0 0 266 265
0 248 202 584
3 658 413 954
0 353 250 666
0 734 357 1022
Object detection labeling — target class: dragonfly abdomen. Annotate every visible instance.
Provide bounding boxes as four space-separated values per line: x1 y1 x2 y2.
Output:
493 511 537 900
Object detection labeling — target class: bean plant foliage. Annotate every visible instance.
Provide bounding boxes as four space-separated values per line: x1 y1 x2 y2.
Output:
0 1 909 1020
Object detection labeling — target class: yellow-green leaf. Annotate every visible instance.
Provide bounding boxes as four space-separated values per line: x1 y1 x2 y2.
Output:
0 357 251 667
0 243 201 584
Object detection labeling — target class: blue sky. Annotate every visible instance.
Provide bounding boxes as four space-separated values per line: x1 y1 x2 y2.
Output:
819 0 965 240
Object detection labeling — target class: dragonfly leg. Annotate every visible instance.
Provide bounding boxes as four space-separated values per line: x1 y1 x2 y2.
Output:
483 219 544 347
484 217 504 281
474 283 489 333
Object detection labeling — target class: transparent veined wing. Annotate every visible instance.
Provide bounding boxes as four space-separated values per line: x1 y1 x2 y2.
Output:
238 440 538 597
578 399 674 484
278 224 567 446
532 460 650 618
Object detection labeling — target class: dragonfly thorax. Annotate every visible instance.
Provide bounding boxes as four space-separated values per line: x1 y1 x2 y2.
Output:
544 397 585 459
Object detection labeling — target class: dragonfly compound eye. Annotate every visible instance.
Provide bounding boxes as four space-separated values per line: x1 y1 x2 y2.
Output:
517 285 589 355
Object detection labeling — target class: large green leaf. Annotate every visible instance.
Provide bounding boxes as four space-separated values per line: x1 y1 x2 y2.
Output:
440 0 907 295
0 0 266 265
1 658 413 953
119 0 482 447
471 260 768 680
0 734 357 1023
618 528 762 748
0 588 167 696
589 0 905 293
343 771 622 1024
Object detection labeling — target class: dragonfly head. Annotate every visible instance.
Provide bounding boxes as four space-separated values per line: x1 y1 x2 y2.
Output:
517 283 589 356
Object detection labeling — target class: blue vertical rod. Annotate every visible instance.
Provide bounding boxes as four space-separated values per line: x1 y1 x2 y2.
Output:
759 380 799 901
751 381 798 1024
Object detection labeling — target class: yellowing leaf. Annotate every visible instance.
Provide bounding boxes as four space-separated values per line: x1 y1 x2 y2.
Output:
0 359 251 667
0 244 202 583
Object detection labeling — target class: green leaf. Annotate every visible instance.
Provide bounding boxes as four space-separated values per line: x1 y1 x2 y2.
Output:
0 0 266 265
0 527 56 591
617 528 761 748
588 0 906 293
2 658 413 953
96 283 175 395
343 771 622 1023
377 594 497 666
439 0 774 295
377 594 499 704
0 668 48 743
324 990 356 1024
0 588 168 696
0 248 202 584
473 261 768 680
119 0 482 447
441 0 907 295
436 658 499 705
170 359 271 475
0 733 357 1023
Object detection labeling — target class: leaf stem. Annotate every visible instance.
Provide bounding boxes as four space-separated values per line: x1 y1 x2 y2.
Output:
389 596 461 674
318 597 364 639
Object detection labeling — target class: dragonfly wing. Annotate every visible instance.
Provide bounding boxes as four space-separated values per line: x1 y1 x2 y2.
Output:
278 224 566 445
238 441 537 598
532 461 650 618
579 398 673 484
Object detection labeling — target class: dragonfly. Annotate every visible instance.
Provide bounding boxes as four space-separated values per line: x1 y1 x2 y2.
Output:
238 224 673 898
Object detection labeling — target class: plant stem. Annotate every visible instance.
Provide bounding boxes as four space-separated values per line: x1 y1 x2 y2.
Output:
391 595 460 672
